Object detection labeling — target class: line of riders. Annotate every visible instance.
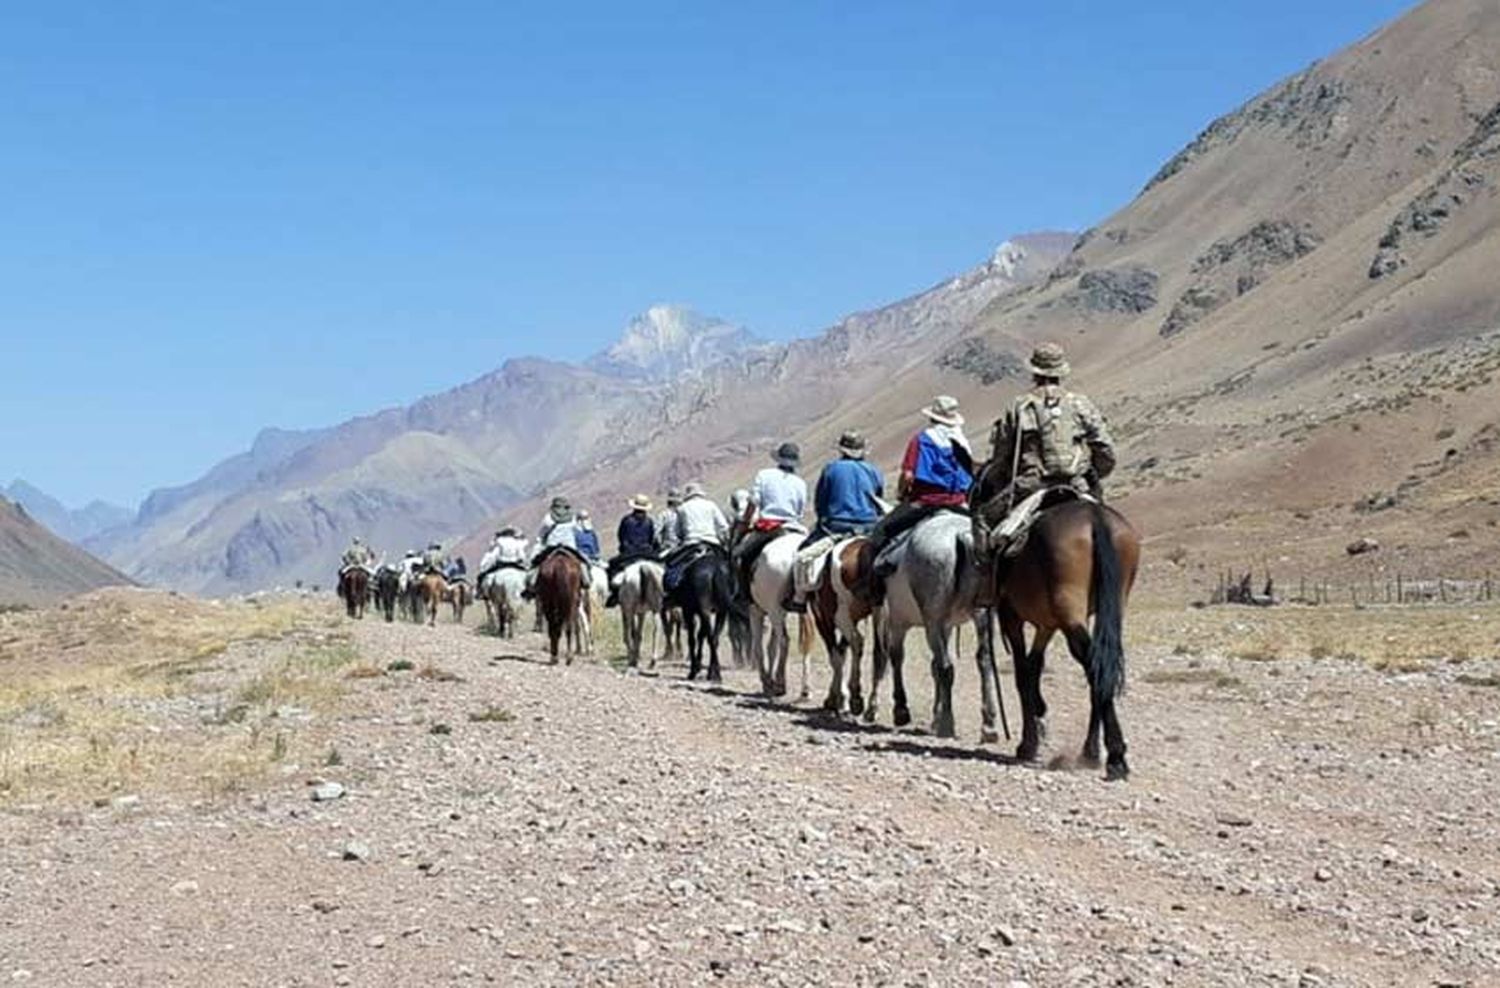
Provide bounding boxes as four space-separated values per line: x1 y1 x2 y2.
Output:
336 342 1139 778
340 338 1114 623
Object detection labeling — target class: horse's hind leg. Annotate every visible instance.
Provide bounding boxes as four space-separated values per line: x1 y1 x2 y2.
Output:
1062 624 1105 768
1013 625 1053 762
707 611 726 682
974 611 1003 744
924 622 956 739
889 629 912 729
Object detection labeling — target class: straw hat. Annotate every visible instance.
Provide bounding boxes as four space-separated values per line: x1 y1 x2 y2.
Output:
628 493 653 511
921 395 964 427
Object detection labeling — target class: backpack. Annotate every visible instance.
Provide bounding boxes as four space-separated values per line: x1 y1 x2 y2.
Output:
1020 386 1086 479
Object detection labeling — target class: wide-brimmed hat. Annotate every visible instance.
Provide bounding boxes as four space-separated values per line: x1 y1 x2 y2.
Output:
837 430 866 457
577 509 591 521
684 481 706 498
774 441 801 467
496 525 521 538
628 493 652 511
549 495 571 511
1028 341 1070 378
428 541 441 550
921 395 964 427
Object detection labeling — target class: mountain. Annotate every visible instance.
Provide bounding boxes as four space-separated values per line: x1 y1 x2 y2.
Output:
3 480 133 545
467 0 1500 590
585 305 764 381
101 243 1068 594
0 496 132 606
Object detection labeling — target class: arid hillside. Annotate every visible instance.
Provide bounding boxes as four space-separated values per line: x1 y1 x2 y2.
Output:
480 0 1500 598
0 497 132 606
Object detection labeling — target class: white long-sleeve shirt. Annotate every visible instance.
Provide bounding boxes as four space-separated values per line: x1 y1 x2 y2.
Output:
676 495 729 546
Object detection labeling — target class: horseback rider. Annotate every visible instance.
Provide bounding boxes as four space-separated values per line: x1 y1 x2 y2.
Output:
445 555 467 582
784 431 885 613
976 342 1116 558
604 494 659 608
864 395 974 557
525 496 588 599
476 526 528 586
398 549 422 592
421 541 448 575
675 482 730 548
574 509 602 563
654 488 684 554
732 442 808 596
341 537 375 570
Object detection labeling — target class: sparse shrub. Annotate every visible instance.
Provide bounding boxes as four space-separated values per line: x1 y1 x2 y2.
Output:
387 659 415 672
468 705 514 724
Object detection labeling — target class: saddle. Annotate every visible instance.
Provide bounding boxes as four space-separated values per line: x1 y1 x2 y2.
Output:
534 544 589 568
338 564 371 579
793 535 846 596
981 486 1094 561
663 542 724 595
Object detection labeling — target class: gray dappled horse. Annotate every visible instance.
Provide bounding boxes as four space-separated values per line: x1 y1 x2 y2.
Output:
863 511 1004 742
616 559 666 669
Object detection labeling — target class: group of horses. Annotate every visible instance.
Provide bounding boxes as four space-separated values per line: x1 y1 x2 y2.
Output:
337 564 471 626
334 492 1140 781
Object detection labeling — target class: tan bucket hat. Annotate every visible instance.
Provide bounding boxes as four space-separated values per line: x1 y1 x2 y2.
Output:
921 395 964 427
628 493 653 511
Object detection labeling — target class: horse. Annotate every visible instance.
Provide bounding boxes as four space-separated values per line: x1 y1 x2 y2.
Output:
864 511 1003 743
989 499 1140 780
373 566 401 622
808 537 882 717
480 567 526 638
444 578 470 623
337 567 369 619
667 547 742 682
536 549 587 662
617 559 667 669
744 530 813 700
417 571 448 628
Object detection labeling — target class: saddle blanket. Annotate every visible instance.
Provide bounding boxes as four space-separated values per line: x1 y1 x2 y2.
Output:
792 536 841 596
991 488 1096 559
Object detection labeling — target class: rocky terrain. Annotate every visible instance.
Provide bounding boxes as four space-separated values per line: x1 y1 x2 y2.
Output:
1 592 1498 986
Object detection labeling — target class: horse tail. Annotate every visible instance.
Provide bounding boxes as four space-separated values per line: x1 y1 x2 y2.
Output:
953 528 971 592
1088 505 1126 707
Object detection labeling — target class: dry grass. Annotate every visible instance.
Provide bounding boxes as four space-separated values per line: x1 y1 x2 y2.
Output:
0 589 354 806
1129 600 1500 668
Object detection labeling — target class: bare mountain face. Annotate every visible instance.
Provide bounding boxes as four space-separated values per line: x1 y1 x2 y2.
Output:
472 0 1500 592
0 496 132 606
3 480 133 545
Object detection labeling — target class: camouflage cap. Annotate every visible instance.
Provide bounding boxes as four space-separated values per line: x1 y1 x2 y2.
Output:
1028 341 1070 378
837 430 866 457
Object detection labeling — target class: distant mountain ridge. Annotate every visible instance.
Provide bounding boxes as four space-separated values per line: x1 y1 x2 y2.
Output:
3 480 133 545
0 495 132 605
99 238 1070 593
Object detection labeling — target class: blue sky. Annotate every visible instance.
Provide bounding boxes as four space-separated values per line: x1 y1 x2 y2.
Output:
1 0 1415 507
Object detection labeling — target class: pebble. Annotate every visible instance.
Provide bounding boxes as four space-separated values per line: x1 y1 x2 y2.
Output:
342 841 372 862
366 935 386 949
311 782 346 802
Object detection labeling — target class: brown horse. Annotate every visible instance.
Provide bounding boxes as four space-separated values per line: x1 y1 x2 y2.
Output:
337 567 369 619
417 571 448 628
536 550 586 662
990 499 1140 781
810 537 881 717
444 579 470 623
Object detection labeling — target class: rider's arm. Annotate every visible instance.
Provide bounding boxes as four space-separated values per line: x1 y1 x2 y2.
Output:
897 434 921 499
1076 396 1117 480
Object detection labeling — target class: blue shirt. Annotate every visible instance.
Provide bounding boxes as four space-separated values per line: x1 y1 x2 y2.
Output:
616 512 656 556
816 457 884 525
575 528 601 561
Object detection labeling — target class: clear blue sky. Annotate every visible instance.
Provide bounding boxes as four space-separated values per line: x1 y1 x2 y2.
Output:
1 0 1415 507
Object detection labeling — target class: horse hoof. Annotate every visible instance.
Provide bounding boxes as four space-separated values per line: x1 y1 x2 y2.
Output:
1016 743 1040 763
848 696 864 717
979 729 1000 745
1078 750 1102 770
1105 761 1130 783
861 708 877 725
893 707 912 728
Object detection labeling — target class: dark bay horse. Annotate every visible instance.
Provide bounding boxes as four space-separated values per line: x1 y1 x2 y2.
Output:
990 498 1140 780
666 548 742 682
374 566 401 623
536 549 586 662
337 567 369 619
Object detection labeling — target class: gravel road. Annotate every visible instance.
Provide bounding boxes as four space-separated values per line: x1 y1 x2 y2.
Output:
2 611 1497 987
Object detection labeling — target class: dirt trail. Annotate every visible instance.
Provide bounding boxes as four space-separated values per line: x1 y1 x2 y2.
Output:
2 611 1498 987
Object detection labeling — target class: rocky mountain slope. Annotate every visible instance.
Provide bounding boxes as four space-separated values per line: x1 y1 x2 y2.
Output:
104 238 1067 594
482 0 1500 594
0 496 132 605
3 480 132 545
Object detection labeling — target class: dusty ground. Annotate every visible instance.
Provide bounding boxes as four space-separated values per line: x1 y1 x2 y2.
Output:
2 591 1499 987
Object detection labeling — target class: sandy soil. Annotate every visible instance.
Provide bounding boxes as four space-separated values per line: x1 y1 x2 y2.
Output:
2 598 1498 987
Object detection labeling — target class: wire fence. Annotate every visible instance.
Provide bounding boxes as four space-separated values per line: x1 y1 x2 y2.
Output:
1209 570 1497 607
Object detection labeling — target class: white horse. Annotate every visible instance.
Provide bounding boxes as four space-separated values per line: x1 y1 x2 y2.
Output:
865 512 1002 741
481 567 527 639
617 559 667 669
746 530 812 700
